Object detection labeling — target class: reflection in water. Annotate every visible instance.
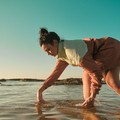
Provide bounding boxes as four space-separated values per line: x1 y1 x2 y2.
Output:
0 82 120 120
35 100 110 120
35 102 62 120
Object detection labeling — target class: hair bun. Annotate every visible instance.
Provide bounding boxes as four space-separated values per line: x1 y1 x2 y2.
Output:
39 28 48 41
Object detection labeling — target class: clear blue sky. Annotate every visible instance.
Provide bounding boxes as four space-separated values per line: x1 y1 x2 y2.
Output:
0 0 120 79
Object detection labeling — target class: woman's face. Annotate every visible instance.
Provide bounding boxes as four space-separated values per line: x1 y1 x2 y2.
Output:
41 40 58 57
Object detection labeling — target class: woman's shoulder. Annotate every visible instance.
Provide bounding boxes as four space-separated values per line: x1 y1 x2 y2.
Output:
63 39 83 47
63 39 85 43
62 39 87 50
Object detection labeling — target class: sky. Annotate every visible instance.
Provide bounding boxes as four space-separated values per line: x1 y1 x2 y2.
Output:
0 0 120 79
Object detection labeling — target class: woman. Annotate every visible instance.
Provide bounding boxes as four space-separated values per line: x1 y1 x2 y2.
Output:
37 28 120 107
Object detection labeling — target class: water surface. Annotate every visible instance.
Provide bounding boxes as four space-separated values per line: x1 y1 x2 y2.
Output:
0 81 120 120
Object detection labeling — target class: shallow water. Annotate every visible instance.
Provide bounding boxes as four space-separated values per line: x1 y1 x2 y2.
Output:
0 81 120 120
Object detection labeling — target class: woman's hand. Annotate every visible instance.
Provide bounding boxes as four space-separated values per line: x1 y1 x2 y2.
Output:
37 89 46 104
81 96 94 108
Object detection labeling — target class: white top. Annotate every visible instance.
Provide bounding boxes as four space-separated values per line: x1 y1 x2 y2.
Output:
56 39 88 65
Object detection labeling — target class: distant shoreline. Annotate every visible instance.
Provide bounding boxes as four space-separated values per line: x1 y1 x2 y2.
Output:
0 78 106 85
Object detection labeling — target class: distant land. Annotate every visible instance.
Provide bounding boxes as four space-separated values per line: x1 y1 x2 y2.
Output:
0 78 106 85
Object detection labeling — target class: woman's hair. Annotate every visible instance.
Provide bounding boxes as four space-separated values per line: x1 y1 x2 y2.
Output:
39 28 60 46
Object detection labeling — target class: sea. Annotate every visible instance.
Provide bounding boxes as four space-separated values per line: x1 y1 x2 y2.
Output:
0 80 120 120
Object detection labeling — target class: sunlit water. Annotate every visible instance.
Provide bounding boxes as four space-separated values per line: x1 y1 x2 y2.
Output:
0 81 120 120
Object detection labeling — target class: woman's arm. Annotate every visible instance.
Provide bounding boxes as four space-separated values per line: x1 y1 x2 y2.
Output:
37 60 68 103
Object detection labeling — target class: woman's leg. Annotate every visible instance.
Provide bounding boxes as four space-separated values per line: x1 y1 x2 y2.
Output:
82 71 91 100
104 66 120 95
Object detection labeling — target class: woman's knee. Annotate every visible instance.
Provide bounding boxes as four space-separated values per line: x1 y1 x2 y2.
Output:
104 68 120 94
